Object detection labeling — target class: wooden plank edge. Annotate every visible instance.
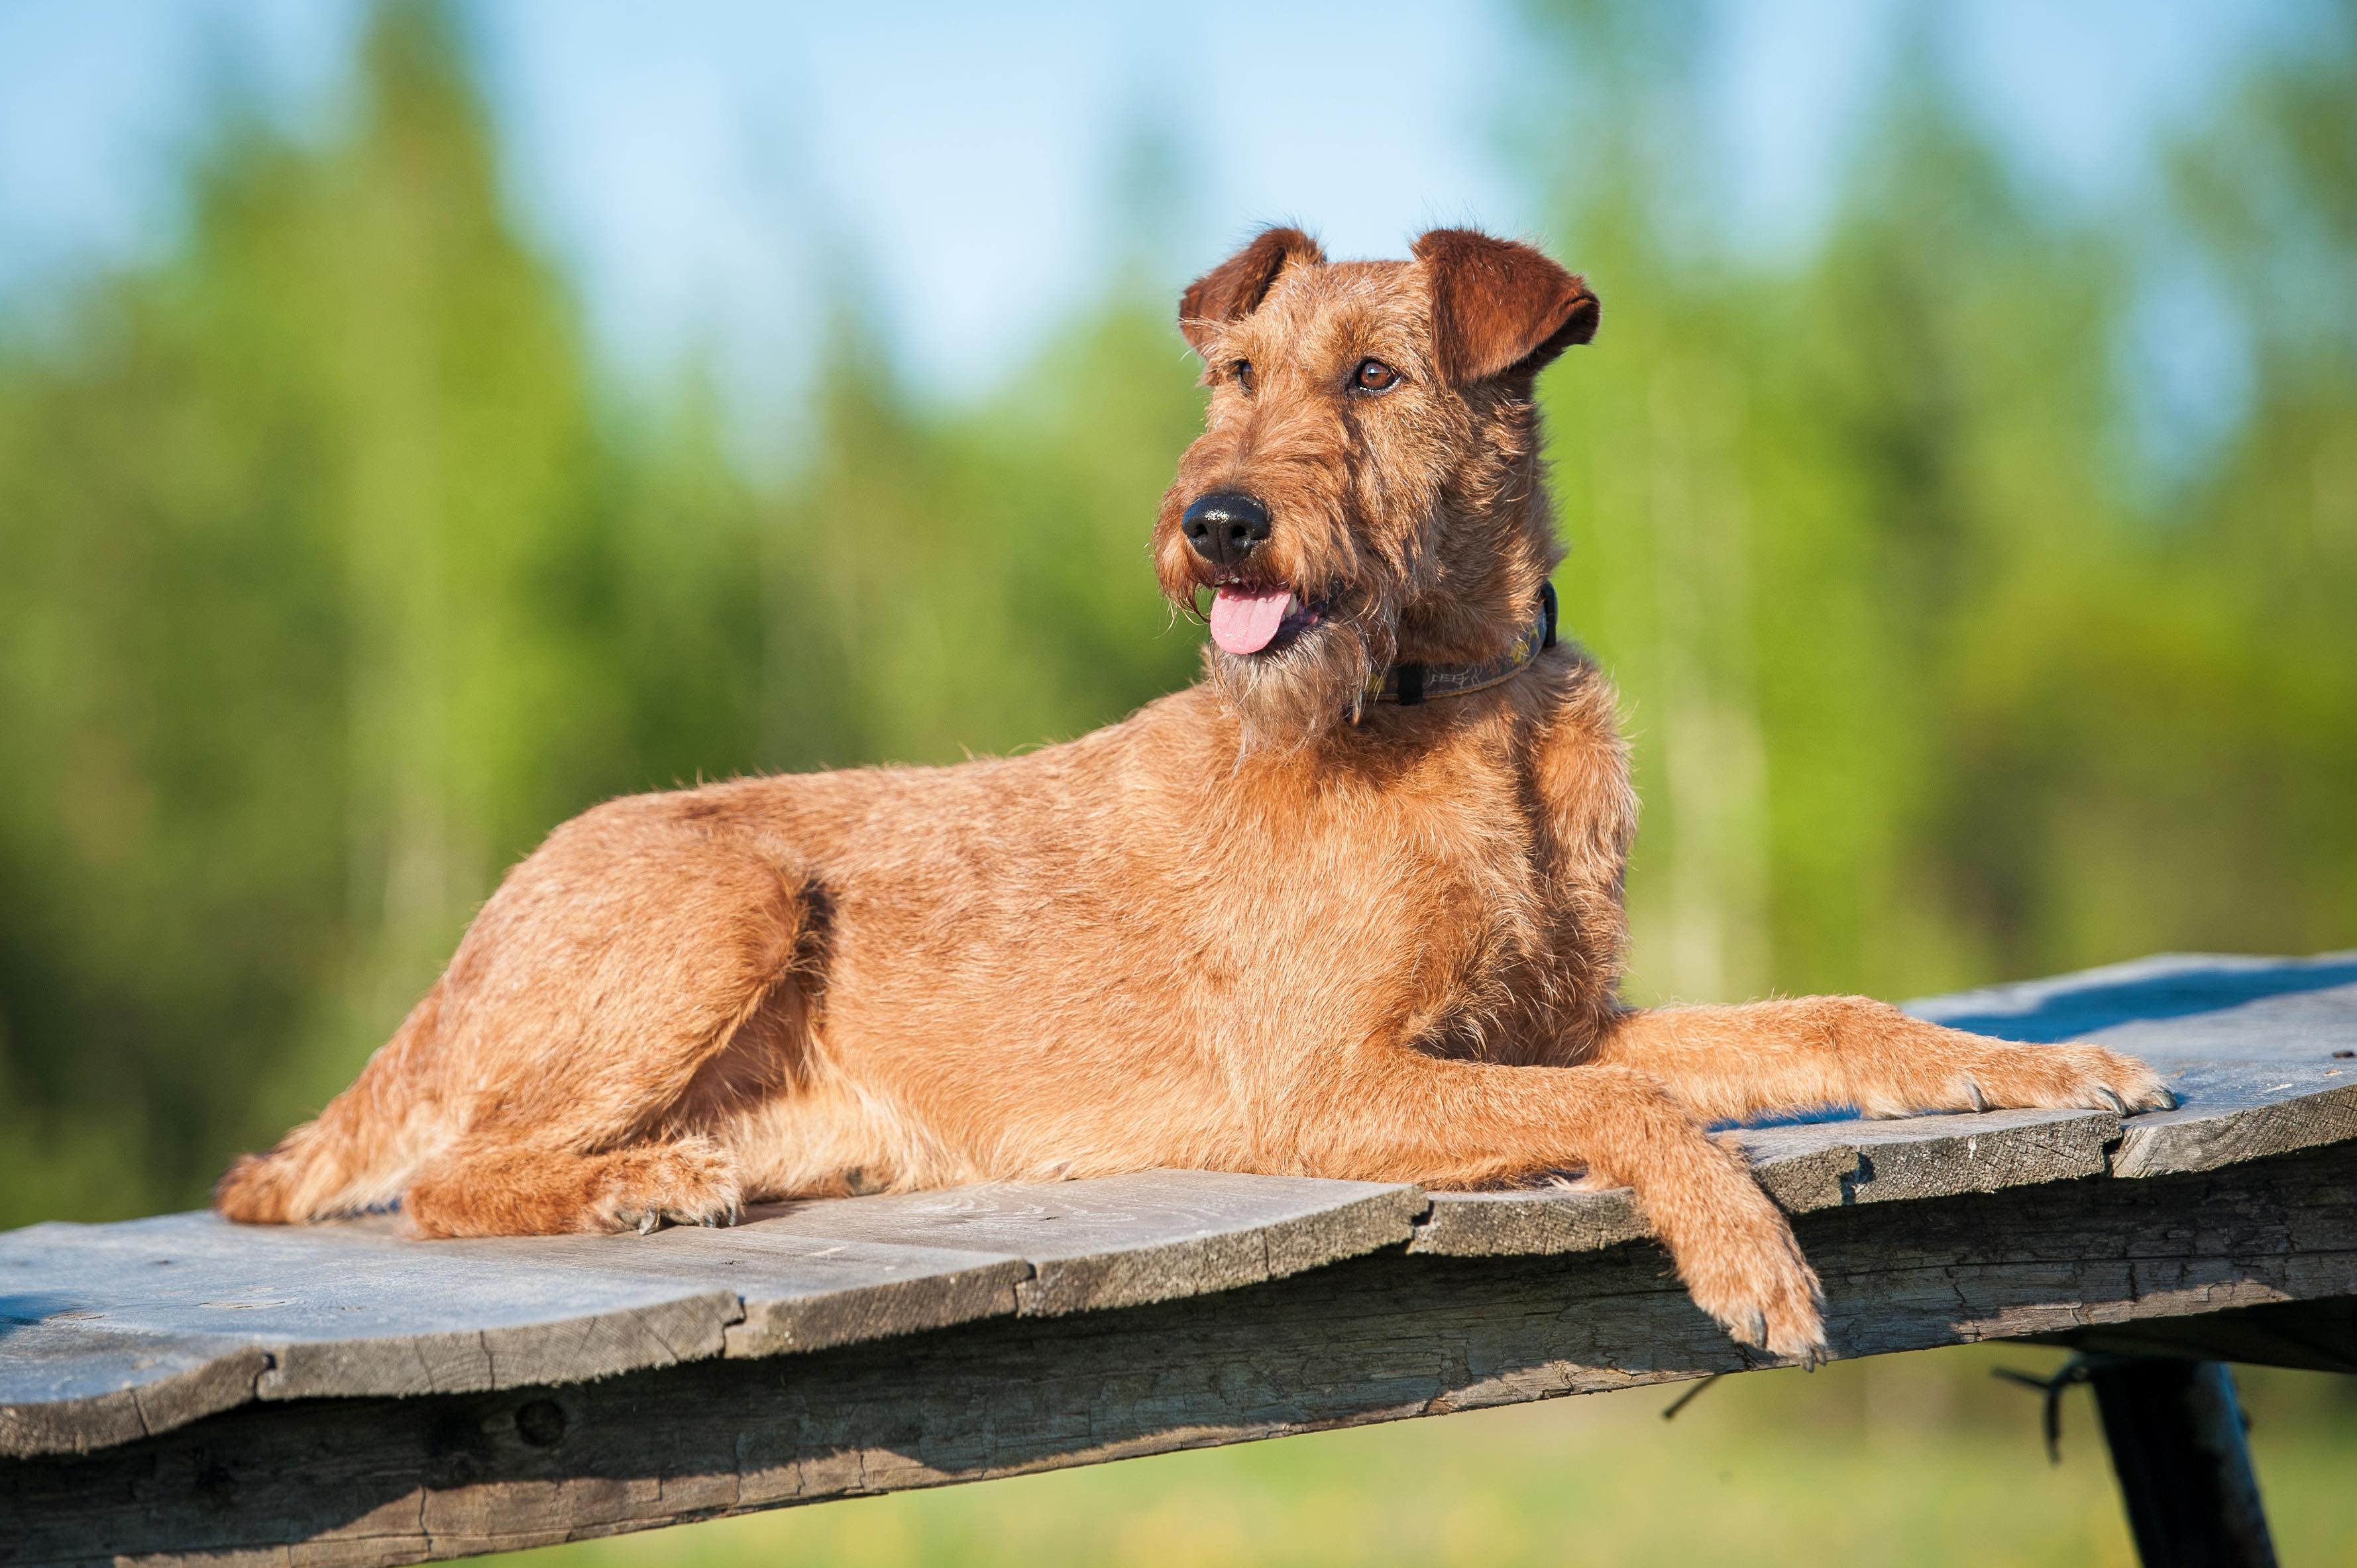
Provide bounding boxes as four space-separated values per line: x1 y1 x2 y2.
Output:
724 1259 1031 1358
2112 1076 2357 1178
1407 1108 2121 1259
1 1183 1435 1458
13 1142 2355 1568
1014 1182 1429 1316
0 1343 270 1463
15 1065 2351 1457
1747 1108 2119 1210
259 1288 748 1402
1411 1062 2357 1259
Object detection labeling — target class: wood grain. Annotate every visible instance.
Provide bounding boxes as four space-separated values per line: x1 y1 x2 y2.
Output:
8 1141 2354 1568
725 1169 1425 1318
1411 1106 2124 1259
2110 1059 2357 1178
0 1172 1420 1457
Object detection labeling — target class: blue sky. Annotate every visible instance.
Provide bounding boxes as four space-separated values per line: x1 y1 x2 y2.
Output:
0 0 2308 411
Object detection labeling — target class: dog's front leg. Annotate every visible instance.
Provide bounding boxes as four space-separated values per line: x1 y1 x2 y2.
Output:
1289 1055 1826 1361
1585 998 2175 1123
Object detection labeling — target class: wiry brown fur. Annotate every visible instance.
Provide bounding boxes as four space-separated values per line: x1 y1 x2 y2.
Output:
218 227 2171 1362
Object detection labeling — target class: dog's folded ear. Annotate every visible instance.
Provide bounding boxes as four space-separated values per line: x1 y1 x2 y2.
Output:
1179 226 1327 355
1412 229 1600 386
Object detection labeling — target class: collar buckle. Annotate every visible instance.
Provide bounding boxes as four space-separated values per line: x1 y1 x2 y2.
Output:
1364 582 1557 708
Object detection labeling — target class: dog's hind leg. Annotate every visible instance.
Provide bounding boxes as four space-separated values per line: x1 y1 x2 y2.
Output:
405 1128 745 1237
387 799 822 1239
1584 999 2175 1123
1284 1055 1826 1362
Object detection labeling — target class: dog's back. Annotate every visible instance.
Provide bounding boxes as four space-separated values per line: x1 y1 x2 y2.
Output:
219 649 1629 1220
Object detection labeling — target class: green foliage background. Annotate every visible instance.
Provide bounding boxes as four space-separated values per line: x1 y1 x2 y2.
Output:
4 4 2356 1558
1 1 2352 1234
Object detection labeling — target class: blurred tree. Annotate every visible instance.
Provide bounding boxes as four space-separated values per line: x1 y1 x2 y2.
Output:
0 98 357 1219
0 1 781 1218
1524 0 2357 1004
321 3 622 1084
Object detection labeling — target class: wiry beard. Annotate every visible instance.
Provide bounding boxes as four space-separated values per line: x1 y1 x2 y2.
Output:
1206 612 1393 754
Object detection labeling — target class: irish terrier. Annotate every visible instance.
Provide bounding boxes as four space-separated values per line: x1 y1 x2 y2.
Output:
217 225 2173 1361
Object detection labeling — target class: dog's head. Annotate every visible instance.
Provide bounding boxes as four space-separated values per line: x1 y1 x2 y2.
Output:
1156 226 1598 746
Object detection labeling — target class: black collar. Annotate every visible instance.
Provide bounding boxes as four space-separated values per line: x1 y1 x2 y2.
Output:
1362 582 1557 707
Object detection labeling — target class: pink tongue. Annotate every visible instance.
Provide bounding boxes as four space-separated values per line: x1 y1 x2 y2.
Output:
1209 587 1292 654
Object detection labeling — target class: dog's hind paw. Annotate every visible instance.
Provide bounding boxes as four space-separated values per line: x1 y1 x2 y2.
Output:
596 1137 744 1235
213 1151 300 1225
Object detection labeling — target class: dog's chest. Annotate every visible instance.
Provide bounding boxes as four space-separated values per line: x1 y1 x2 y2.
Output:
1180 745 1551 1048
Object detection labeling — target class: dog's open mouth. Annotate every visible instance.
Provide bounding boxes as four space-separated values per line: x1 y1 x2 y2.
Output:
1207 584 1325 656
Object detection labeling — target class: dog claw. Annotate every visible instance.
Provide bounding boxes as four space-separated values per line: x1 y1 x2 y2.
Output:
2094 1086 2127 1114
1964 1079 1990 1113
637 1211 658 1236
2158 1086 2180 1111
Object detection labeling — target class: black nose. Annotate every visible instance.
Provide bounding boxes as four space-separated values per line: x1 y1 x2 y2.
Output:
1181 490 1272 569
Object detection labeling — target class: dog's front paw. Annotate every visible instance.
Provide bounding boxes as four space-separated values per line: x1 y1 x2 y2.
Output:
1678 1215 1828 1367
1948 1041 2178 1117
595 1136 745 1234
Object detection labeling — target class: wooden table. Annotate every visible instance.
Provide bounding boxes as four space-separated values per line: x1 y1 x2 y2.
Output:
7 951 2356 1567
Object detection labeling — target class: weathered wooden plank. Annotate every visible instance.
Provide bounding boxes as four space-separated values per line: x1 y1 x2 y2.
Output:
9 1141 2353 1568
0 1316 266 1461
495 1223 1034 1361
1911 949 2357 1172
7 955 2356 1476
0 1173 1422 1457
1746 1106 2122 1206
732 1169 1426 1316
1913 949 2357 1061
2110 1059 2357 1178
1410 1107 2119 1257
5 1067 2344 1451
1408 1185 1643 1259
0 1212 1042 1457
0 1214 743 1456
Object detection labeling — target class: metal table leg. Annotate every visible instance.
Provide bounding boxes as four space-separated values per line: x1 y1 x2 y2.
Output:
2089 1357 2277 1568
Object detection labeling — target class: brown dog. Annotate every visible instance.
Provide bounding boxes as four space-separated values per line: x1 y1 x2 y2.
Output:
216 226 2173 1361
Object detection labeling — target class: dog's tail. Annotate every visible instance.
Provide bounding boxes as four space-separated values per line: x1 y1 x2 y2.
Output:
213 983 446 1225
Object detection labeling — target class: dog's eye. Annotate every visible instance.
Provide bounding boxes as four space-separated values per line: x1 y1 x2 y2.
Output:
1352 358 1400 393
1233 359 1256 393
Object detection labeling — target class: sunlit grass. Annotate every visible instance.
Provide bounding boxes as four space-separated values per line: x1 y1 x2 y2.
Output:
500 1349 2357 1568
